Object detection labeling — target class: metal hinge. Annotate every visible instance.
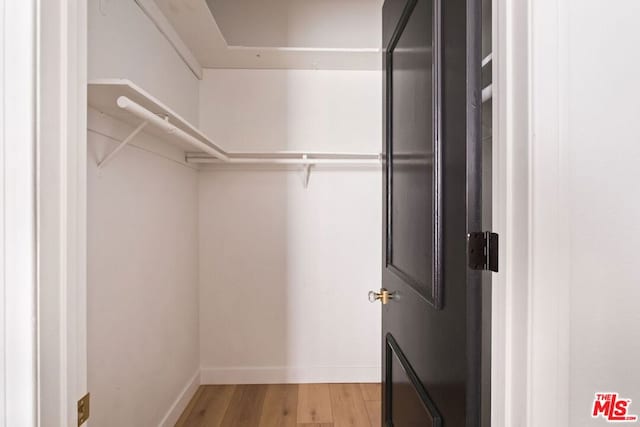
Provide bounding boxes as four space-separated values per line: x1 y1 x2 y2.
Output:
78 393 90 426
467 232 499 272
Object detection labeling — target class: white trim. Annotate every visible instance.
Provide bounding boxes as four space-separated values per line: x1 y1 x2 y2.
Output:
492 0 572 425
1 0 38 425
201 366 381 385
491 0 533 425
133 0 203 80
37 0 87 425
527 0 571 425
157 370 201 427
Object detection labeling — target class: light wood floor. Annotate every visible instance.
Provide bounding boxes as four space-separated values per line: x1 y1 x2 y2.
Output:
176 383 381 427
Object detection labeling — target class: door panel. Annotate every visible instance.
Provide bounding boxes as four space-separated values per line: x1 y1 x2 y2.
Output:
386 0 441 307
386 335 442 426
381 0 486 425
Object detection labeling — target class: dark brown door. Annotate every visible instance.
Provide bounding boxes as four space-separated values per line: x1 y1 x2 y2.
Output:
376 0 488 425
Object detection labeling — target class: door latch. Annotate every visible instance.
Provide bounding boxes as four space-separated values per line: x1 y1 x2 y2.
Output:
78 393 90 426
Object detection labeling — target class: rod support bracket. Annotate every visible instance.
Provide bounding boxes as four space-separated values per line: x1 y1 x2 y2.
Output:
98 120 148 169
302 154 312 189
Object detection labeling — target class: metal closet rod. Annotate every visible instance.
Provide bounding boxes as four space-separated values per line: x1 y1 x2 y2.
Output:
115 95 381 166
482 84 492 103
187 156 381 165
481 53 492 103
482 53 492 68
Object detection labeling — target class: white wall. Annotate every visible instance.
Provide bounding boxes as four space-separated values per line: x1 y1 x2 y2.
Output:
527 1 640 426
198 69 382 383
87 1 201 425
199 69 380 152
88 113 200 426
565 1 640 425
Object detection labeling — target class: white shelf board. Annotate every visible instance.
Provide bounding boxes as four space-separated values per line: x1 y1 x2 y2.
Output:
87 78 223 155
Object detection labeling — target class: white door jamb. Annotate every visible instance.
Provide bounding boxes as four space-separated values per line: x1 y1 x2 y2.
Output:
37 0 88 425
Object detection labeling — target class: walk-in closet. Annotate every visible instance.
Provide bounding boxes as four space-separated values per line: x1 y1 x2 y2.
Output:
85 0 494 425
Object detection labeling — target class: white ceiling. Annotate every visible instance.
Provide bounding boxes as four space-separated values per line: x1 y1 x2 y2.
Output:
153 0 382 70
205 0 381 49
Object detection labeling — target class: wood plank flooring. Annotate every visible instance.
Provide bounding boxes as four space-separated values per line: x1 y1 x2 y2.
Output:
176 383 381 427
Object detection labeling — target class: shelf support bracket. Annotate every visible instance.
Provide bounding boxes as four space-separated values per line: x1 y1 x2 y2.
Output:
98 121 148 169
302 154 312 189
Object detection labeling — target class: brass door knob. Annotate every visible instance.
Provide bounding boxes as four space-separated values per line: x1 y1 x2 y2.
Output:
368 288 395 305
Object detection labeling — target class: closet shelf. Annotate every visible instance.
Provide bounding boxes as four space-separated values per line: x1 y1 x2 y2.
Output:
88 78 381 181
88 79 227 167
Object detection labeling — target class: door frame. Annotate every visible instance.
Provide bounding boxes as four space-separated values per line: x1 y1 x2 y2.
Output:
37 0 88 425
491 0 571 426
1 0 38 425
34 0 568 425
490 0 529 424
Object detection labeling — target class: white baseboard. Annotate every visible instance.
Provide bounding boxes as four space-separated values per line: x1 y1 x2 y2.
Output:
200 366 381 384
158 369 201 427
155 366 378 425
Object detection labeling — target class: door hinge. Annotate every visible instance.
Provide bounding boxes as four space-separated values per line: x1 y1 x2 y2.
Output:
467 232 499 272
78 393 90 426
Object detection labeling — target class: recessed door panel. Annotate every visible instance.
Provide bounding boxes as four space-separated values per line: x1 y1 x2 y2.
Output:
386 334 441 427
386 0 442 308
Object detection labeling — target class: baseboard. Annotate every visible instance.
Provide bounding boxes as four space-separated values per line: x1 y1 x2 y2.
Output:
156 366 379 424
158 369 201 427
200 366 381 384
